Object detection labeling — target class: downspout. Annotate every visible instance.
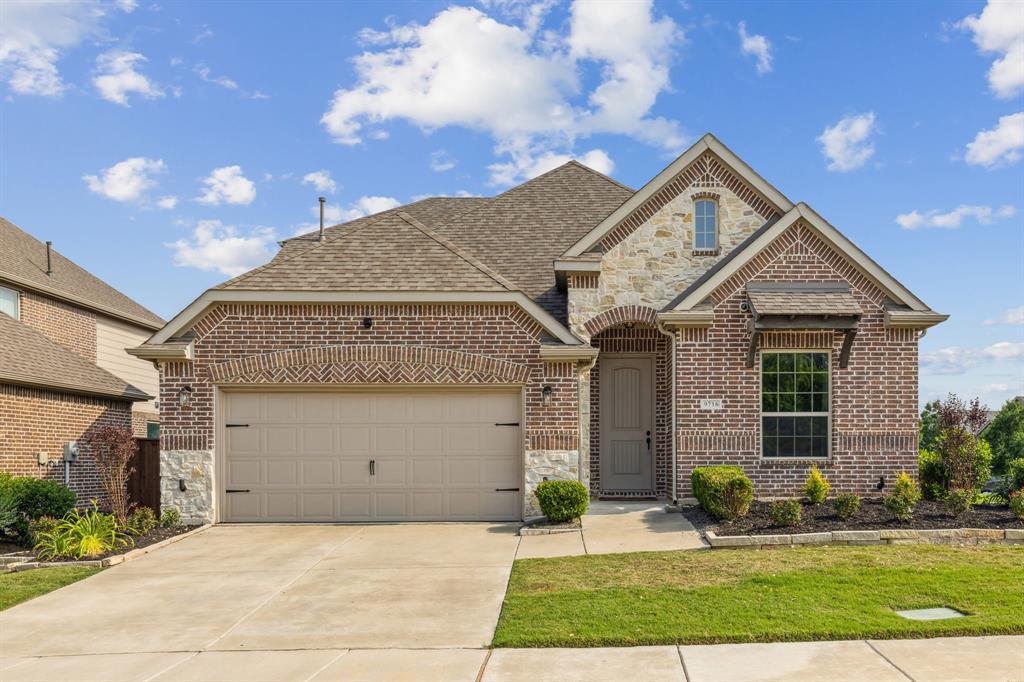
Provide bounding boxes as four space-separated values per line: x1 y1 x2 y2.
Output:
577 352 598 488
656 320 678 505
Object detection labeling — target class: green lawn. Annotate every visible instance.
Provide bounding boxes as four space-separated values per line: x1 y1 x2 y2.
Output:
493 545 1024 647
0 567 102 611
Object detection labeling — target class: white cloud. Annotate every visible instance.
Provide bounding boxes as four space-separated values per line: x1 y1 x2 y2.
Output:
922 341 1024 374
167 219 275 277
302 170 337 194
193 25 213 44
0 0 105 96
738 21 772 74
83 157 164 202
197 166 256 205
896 204 1016 229
984 306 1024 325
958 0 1024 99
321 1 682 185
980 382 1012 393
323 196 402 223
93 50 164 106
195 63 237 90
984 341 1024 359
488 148 614 186
430 150 456 172
115 0 138 12
156 195 178 210
964 112 1024 168
817 112 877 172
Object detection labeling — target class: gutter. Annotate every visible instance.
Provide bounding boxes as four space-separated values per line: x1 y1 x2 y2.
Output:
0 273 163 331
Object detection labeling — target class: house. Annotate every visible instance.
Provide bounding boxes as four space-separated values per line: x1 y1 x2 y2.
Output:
0 218 164 499
132 134 947 524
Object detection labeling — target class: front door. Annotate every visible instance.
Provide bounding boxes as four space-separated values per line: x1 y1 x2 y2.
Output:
599 356 655 493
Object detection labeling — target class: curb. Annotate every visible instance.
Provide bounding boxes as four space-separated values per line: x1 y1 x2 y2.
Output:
705 527 1024 549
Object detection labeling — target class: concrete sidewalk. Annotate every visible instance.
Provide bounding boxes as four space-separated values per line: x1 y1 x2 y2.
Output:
1 636 1020 681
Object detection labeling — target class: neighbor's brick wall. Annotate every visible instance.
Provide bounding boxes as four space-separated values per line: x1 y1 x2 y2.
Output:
18 290 98 363
159 303 580 455
674 221 919 497
131 410 159 438
0 384 133 501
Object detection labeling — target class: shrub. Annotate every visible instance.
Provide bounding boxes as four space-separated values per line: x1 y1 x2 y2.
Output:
943 489 974 517
84 426 136 523
918 449 945 500
883 471 920 522
0 475 75 542
983 397 1024 474
160 508 181 528
534 480 589 523
932 395 990 501
802 466 831 504
128 507 157 536
691 466 753 521
0 491 19 539
1007 458 1024 492
34 502 133 560
1010 490 1024 521
27 516 60 544
973 492 1007 507
832 493 861 520
770 499 802 527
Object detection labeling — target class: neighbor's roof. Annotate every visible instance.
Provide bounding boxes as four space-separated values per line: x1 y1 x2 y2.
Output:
0 312 151 401
747 283 862 317
0 217 164 330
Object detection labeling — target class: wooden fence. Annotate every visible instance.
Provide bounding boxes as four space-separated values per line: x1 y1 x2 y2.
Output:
128 438 161 514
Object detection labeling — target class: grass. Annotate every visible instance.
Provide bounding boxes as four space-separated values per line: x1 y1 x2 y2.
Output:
0 567 102 611
493 544 1024 647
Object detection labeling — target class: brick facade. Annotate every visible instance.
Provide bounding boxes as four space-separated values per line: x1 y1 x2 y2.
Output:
0 384 132 501
19 290 98 363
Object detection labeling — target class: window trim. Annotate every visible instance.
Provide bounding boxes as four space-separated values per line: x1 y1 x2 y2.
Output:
692 198 719 254
758 348 832 460
0 285 20 320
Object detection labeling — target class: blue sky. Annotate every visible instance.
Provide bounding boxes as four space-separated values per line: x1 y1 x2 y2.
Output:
1 0 1021 408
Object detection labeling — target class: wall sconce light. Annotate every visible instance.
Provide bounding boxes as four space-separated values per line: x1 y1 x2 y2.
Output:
362 317 373 329
541 385 553 407
178 385 193 408
877 476 886 491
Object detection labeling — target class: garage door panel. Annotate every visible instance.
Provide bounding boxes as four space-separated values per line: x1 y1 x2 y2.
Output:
223 390 521 522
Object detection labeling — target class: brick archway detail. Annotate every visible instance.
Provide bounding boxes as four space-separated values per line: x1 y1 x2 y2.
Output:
208 345 531 385
582 305 660 337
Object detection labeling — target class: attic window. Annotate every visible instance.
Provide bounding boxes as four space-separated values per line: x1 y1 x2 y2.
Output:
0 285 19 320
694 199 718 253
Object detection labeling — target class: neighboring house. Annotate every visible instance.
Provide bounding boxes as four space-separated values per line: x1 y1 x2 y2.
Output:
0 218 164 499
133 134 947 524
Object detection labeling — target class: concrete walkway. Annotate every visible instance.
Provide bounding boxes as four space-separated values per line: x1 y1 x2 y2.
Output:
516 500 705 558
1 636 1020 681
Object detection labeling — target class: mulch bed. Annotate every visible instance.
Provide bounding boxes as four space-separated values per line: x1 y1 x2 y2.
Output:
682 498 1023 537
523 518 582 531
28 524 200 562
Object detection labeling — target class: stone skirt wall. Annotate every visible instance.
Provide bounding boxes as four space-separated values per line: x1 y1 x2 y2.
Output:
161 449 214 524
524 449 580 518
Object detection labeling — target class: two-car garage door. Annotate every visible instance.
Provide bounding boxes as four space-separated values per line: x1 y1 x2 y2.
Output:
221 390 522 522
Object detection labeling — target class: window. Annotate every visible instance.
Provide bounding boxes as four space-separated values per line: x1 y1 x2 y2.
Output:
0 286 19 320
146 421 160 439
694 199 718 251
761 351 830 458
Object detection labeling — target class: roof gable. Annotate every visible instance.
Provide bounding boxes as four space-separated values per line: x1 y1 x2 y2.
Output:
562 133 793 258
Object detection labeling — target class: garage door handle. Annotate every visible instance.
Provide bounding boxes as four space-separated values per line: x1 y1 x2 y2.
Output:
225 489 250 493
494 422 520 427
370 459 375 476
495 488 520 492
226 424 249 428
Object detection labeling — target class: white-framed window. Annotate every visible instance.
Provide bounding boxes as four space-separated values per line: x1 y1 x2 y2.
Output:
694 199 718 251
0 285 19 320
760 350 830 458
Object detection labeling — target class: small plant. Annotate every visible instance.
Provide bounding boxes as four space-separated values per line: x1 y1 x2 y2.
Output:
973 491 1007 507
691 466 754 521
802 466 831 505
770 499 802 527
34 502 133 560
1006 458 1024 493
534 480 589 523
918 449 945 500
160 507 181 528
84 426 137 523
832 493 861 520
1009 490 1024 521
128 507 157 536
27 516 60 544
943 488 974 517
883 471 921 522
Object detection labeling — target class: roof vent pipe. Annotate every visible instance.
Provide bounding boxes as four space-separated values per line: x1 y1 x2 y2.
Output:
318 197 326 241
45 241 53 275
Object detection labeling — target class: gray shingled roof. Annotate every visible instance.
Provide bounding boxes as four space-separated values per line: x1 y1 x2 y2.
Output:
747 283 862 317
0 217 164 329
0 313 151 401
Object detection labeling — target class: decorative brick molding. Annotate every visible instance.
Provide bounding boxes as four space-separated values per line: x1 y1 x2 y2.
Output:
582 305 660 337
760 330 835 349
208 344 531 385
568 273 598 289
599 152 781 251
526 430 579 450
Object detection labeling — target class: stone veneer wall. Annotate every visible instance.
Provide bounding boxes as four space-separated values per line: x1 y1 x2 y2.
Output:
158 303 582 521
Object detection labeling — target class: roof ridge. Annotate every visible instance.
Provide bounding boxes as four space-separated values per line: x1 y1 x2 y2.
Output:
565 160 635 193
396 211 518 291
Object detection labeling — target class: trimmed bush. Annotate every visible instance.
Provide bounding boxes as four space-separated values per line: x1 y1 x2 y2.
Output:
918 449 945 500
1010 490 1024 521
0 474 76 543
770 499 802 527
160 508 181 528
0 490 19 539
883 471 921 522
802 466 831 504
534 480 589 523
943 489 974 517
128 507 157 536
832 493 861 520
27 516 59 544
691 466 753 521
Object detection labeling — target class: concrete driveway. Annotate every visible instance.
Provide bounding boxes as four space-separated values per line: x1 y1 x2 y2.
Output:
0 523 518 677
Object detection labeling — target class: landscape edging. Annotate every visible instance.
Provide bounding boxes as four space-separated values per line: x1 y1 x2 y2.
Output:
706 527 1024 549
7 524 213 572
